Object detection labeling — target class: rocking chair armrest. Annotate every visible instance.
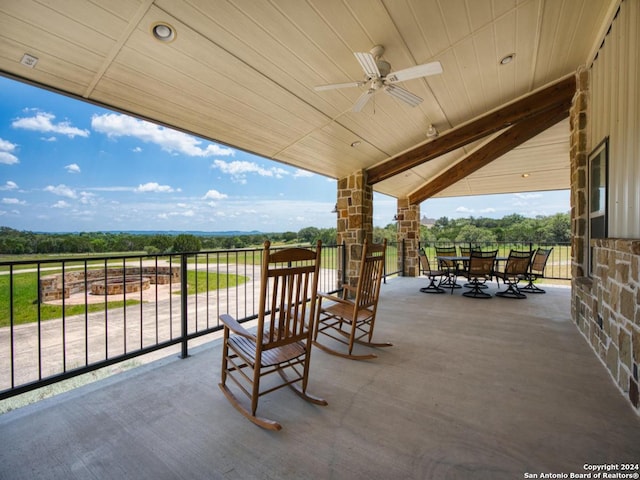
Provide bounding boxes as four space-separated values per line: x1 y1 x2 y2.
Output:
317 291 354 306
219 314 256 340
341 284 357 295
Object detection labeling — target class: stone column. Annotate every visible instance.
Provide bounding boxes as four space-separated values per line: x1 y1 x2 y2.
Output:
336 169 373 289
396 198 420 276
570 66 589 280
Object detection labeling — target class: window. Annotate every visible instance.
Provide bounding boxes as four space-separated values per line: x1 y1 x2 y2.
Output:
588 137 608 275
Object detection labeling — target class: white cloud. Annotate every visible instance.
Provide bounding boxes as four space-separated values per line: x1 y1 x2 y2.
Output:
514 193 542 200
133 147 142 153
42 136 57 142
91 113 235 157
293 169 314 178
203 189 228 200
211 159 288 183
160 210 196 219
44 184 77 198
79 192 97 205
0 152 19 165
65 163 81 173
52 200 70 209
86 186 134 192
479 207 496 213
2 197 25 205
455 206 473 213
0 138 19 165
0 181 18 190
135 182 179 193
0 138 17 152
12 111 89 138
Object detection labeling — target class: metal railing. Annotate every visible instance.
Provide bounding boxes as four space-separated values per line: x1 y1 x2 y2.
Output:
383 240 402 279
0 243 350 400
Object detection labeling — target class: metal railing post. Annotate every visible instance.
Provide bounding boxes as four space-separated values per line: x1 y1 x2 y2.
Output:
401 238 406 277
180 253 189 359
341 241 347 286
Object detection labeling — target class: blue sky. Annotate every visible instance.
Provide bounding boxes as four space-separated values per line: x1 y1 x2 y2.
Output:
0 76 569 233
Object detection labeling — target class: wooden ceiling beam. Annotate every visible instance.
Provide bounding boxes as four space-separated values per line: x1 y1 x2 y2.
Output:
366 75 576 185
407 103 570 205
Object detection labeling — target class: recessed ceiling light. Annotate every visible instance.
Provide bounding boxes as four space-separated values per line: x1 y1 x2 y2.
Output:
350 141 361 148
521 173 530 178
500 53 515 65
152 22 176 43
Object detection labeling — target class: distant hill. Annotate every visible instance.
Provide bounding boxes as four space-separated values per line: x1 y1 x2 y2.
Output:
99 230 264 237
18 229 264 237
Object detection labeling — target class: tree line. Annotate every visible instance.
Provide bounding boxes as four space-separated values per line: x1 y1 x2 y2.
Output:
0 212 569 255
0 227 336 255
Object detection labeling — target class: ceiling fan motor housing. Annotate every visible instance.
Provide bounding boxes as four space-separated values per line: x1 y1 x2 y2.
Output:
376 60 391 78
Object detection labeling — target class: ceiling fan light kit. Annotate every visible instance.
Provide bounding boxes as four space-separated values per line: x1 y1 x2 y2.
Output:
315 45 442 112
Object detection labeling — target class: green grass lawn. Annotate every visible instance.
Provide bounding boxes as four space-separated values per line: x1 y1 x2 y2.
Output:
0 269 247 328
188 246 345 269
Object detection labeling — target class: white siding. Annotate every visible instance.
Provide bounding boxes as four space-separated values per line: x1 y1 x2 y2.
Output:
589 0 640 238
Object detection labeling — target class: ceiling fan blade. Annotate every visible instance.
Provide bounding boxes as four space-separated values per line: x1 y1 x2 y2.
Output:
314 81 362 91
385 61 443 83
354 52 380 78
383 84 423 107
352 89 375 112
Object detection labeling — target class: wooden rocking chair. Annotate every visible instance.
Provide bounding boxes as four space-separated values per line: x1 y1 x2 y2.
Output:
313 239 392 360
219 240 327 430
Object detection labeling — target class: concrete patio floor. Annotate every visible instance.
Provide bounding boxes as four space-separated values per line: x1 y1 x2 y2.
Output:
1 277 638 479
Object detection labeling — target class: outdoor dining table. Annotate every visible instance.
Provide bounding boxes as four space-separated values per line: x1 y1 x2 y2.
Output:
436 255 508 294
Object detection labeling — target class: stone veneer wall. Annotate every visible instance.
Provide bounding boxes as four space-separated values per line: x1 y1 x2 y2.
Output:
336 169 373 289
396 198 420 276
573 240 640 412
570 69 640 414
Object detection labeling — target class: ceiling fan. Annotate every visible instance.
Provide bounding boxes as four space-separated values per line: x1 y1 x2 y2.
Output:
314 45 442 112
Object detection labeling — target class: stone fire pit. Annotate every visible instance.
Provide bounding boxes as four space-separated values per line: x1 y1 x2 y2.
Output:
90 276 151 296
39 266 181 302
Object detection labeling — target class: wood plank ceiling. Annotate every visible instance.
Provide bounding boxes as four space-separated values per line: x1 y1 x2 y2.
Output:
0 0 617 203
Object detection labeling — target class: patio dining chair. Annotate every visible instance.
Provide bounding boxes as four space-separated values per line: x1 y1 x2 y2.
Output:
458 245 472 274
520 247 554 294
418 248 447 293
313 239 392 360
461 250 498 298
494 249 534 299
219 240 327 430
435 245 462 290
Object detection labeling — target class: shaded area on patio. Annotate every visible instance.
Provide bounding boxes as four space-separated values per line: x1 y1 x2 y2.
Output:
1 278 638 479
